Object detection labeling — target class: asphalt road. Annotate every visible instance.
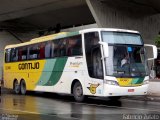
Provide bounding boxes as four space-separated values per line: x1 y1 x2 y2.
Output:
0 92 160 120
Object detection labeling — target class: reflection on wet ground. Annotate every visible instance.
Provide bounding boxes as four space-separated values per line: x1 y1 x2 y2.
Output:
0 90 160 120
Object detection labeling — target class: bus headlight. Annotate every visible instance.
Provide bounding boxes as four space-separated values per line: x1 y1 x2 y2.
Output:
104 80 119 86
143 80 149 85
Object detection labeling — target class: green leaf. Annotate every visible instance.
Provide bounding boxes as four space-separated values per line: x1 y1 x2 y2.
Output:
154 35 160 47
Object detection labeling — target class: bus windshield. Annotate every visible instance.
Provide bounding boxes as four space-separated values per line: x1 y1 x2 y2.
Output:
101 31 143 45
101 31 148 77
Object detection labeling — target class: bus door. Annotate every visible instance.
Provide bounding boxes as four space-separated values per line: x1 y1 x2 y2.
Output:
84 32 104 96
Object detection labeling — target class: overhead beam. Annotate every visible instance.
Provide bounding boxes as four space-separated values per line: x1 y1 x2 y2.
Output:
86 0 102 27
0 0 86 22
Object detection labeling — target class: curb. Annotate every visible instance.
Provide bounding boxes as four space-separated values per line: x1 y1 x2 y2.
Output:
123 95 160 102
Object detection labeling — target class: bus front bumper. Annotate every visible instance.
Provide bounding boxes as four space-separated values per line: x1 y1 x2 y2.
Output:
103 84 149 96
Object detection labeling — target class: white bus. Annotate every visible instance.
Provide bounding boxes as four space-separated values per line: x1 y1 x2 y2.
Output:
4 28 157 102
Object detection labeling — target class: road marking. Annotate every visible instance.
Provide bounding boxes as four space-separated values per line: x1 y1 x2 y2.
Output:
0 108 41 114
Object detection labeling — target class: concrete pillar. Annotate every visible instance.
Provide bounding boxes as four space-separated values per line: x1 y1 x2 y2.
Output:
0 30 38 80
86 0 160 44
0 31 20 79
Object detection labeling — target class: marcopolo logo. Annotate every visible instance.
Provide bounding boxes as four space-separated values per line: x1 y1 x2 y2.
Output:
18 62 40 70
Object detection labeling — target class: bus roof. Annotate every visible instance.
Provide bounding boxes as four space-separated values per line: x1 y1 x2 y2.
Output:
5 31 79 49
79 28 139 34
5 28 140 49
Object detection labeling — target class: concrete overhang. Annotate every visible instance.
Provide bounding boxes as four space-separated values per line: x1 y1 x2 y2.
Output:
99 0 160 14
0 0 160 32
0 0 95 32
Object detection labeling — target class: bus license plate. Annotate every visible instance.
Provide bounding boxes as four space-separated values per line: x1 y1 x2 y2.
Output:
128 89 134 92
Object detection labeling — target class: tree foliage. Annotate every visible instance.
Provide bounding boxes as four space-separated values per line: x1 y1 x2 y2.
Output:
155 35 160 47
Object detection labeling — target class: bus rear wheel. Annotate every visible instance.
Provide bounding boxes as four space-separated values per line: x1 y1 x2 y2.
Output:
73 82 85 102
13 80 20 94
20 80 26 95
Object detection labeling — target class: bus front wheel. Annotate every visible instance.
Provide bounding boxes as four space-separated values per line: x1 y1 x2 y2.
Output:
13 80 20 94
20 80 26 95
73 82 85 102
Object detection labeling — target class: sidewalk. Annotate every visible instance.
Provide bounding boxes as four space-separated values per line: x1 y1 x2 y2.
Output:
147 95 160 102
122 80 160 102
147 79 160 102
123 95 160 102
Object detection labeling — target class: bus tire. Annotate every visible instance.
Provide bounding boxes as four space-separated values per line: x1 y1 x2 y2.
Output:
13 80 20 94
20 80 26 95
73 82 85 102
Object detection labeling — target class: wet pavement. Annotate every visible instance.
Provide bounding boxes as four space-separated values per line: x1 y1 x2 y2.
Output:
0 91 160 120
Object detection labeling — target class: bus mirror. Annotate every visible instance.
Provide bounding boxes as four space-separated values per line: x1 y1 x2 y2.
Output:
99 42 109 58
144 44 157 61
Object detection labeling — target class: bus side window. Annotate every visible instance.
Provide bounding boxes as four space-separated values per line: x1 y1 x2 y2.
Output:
5 49 11 62
45 41 52 58
17 47 28 61
29 44 39 60
39 43 45 59
53 40 59 57
11 48 18 62
51 41 55 58
18 48 22 61
21 47 27 60
58 39 67 57
67 38 74 56
67 35 82 56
